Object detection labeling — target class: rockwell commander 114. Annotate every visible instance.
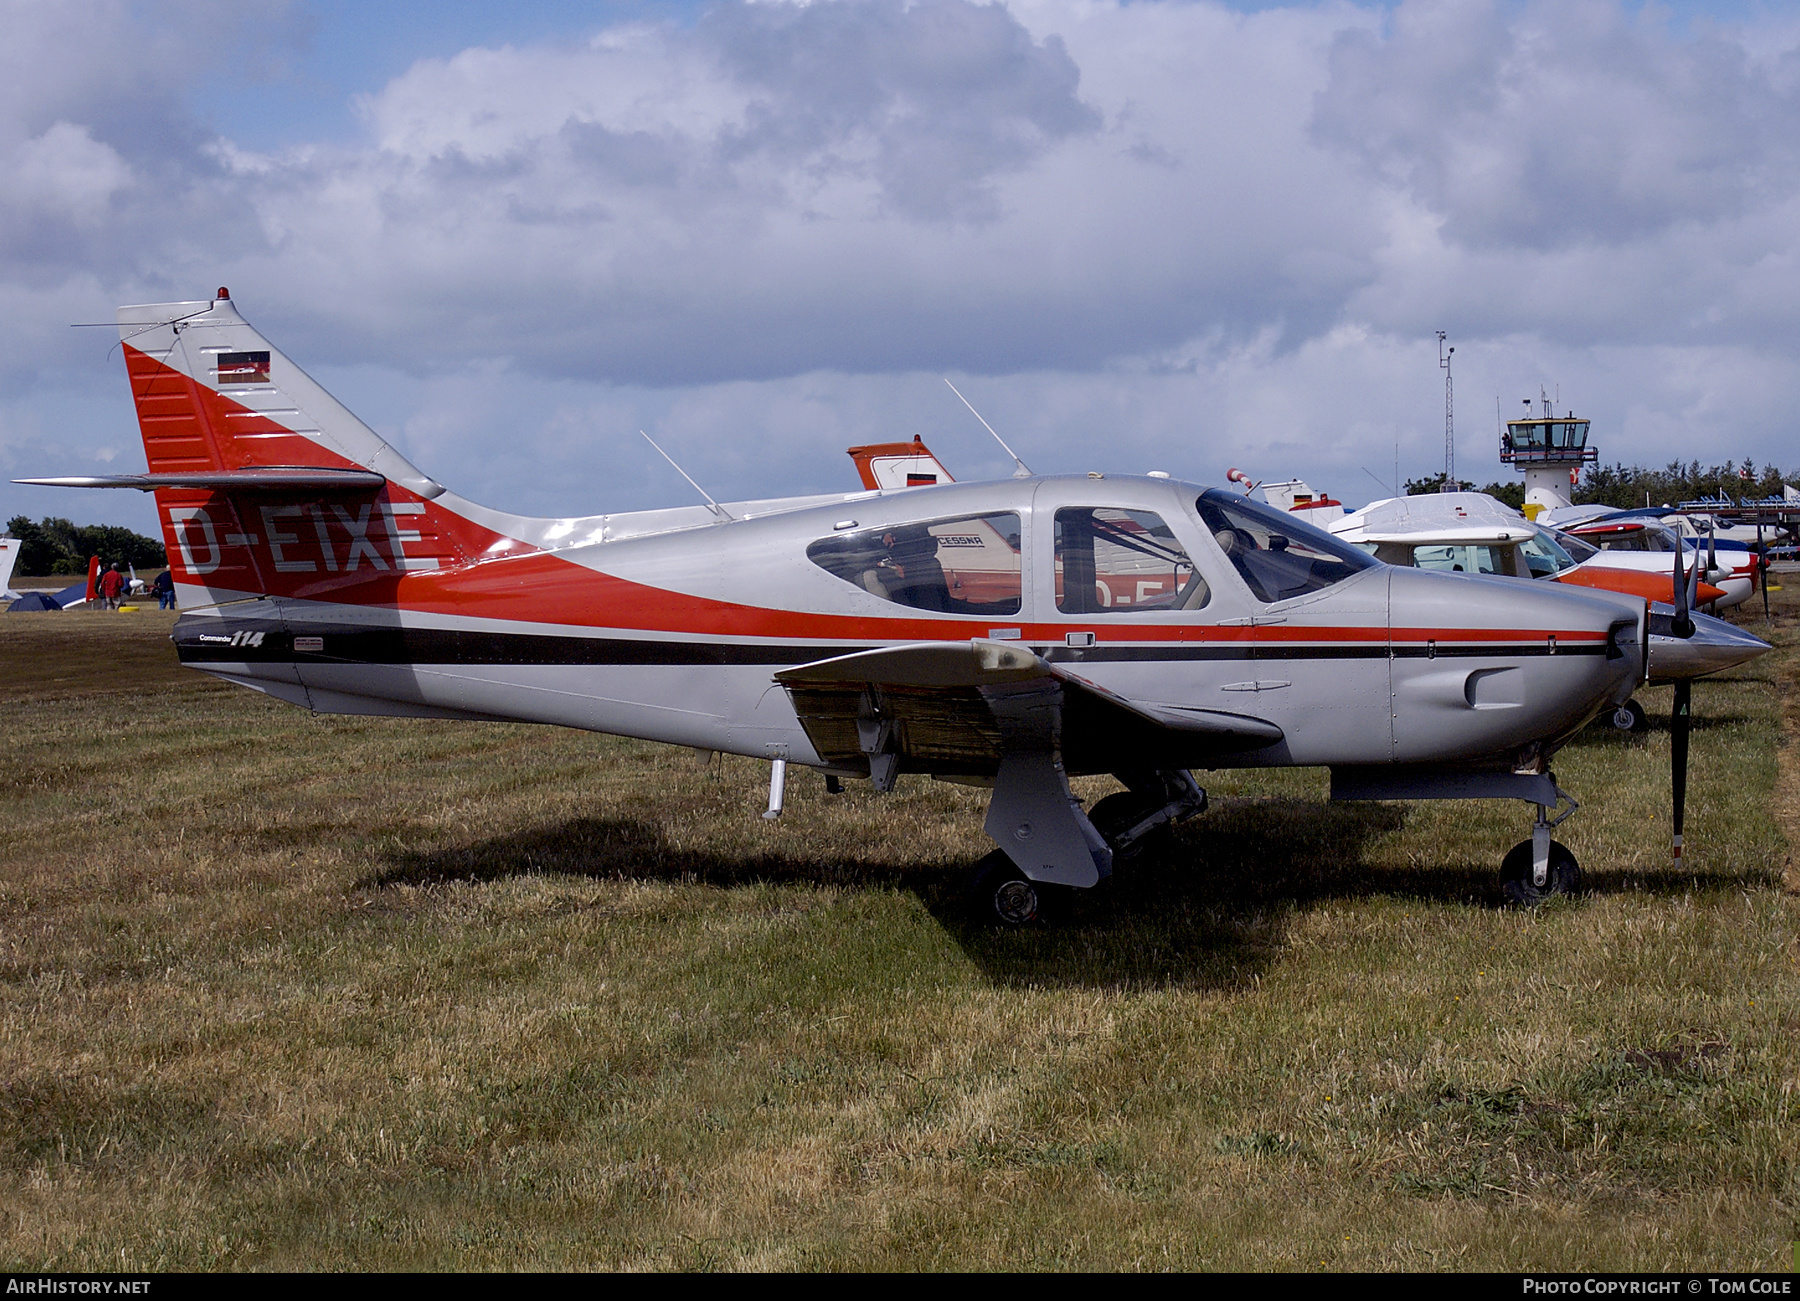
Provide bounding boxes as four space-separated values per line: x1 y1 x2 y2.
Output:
22 291 1655 921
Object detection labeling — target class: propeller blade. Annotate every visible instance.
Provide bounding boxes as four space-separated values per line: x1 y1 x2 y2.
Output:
1686 539 1700 620
1757 517 1770 621
1707 519 1717 575
1671 677 1691 862
1671 536 1695 638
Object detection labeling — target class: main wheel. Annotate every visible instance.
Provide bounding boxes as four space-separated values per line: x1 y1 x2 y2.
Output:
1499 839 1581 907
1087 791 1168 861
1611 698 1647 733
968 851 1044 927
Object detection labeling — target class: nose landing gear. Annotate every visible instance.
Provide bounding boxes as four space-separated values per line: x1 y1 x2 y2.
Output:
1501 785 1582 907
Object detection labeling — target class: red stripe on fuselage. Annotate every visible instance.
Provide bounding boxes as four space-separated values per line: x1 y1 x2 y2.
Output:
364 550 1611 648
127 349 1612 650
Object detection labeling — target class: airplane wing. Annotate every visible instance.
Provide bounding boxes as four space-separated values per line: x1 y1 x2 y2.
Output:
775 639 1283 780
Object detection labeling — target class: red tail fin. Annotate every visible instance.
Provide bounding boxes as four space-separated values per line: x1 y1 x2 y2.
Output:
847 436 956 491
106 291 519 606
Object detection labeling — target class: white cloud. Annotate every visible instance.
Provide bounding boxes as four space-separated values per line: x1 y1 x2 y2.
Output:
11 123 132 223
4 0 1800 537
1314 0 1800 250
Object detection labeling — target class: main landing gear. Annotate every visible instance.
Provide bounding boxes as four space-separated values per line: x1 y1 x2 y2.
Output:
967 767 1207 927
968 851 1047 927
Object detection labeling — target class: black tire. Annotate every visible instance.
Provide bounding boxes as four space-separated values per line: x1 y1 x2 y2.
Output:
1611 699 1647 733
968 851 1044 927
1087 791 1167 860
1499 839 1581 907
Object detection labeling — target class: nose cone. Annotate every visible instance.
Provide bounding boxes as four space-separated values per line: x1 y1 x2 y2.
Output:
1388 568 1643 763
1648 609 1771 683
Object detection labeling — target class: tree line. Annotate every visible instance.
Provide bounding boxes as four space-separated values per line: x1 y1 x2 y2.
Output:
4 516 167 575
1405 459 1797 510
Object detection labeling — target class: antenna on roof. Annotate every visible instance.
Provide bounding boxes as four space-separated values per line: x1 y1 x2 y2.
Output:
639 430 733 520
943 379 1032 478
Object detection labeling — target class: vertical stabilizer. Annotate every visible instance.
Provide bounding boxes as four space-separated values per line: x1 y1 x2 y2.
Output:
847 436 956 491
111 289 518 608
0 537 19 600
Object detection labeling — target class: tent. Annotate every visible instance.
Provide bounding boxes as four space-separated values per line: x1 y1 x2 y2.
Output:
8 591 61 612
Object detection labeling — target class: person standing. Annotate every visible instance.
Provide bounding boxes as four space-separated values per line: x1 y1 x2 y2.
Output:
152 569 175 610
98 562 125 610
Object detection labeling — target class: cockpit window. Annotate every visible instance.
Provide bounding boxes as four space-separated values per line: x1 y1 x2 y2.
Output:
1413 544 1511 576
1194 490 1378 603
1054 508 1206 613
807 512 1021 615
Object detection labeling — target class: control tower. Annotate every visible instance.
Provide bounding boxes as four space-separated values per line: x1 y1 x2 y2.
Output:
1500 392 1597 519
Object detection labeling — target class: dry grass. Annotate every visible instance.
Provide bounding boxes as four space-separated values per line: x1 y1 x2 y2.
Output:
0 594 1795 1271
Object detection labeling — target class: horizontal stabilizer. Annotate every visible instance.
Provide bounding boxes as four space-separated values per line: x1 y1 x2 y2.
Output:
15 467 387 492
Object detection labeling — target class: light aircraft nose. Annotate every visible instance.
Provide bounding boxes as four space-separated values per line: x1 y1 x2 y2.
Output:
1386 567 1643 763
1648 609 1771 683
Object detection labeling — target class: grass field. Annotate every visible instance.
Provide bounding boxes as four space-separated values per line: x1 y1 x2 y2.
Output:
1 595 1795 1271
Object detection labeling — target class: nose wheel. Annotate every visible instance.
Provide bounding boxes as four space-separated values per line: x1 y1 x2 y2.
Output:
1500 839 1581 906
1611 698 1647 732
1498 780 1582 907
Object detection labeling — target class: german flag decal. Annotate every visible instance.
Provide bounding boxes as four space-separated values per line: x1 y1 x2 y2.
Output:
217 352 270 385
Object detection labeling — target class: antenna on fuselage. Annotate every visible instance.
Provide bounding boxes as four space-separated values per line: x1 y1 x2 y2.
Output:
943 379 1032 478
639 430 733 520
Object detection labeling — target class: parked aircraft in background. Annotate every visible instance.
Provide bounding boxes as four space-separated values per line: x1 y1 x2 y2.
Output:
1558 517 1756 611
0 537 20 601
1326 492 1769 732
20 291 1662 919
1224 468 1348 523
847 437 957 492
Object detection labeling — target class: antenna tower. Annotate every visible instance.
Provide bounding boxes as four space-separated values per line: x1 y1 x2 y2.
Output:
1437 331 1455 492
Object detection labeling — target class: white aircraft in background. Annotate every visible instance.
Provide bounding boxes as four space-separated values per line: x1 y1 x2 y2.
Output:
0 537 20 601
1557 517 1756 611
1224 468 1348 523
1326 492 1769 733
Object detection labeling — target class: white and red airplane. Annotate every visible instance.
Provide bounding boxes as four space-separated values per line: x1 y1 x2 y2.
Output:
1557 518 1756 611
21 291 1661 915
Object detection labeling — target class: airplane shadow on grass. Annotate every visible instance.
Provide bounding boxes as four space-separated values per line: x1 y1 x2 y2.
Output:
367 795 1553 991
367 793 1768 992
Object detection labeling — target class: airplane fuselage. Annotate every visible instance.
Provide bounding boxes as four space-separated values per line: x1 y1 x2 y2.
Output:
171 474 1641 775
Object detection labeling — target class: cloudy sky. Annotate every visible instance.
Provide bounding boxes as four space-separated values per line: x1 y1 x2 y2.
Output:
2 0 1796 534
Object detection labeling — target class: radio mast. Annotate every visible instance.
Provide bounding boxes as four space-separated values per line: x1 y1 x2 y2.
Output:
1437 331 1455 492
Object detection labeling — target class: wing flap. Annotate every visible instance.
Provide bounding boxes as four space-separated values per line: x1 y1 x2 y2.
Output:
776 639 1282 776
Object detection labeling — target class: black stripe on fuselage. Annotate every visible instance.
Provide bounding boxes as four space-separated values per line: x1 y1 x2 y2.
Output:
174 623 1608 669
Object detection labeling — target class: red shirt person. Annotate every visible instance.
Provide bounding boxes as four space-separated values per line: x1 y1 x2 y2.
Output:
98 564 125 608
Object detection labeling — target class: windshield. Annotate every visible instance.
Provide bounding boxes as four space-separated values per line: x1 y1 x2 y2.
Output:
1547 528 1597 562
1520 528 1582 577
1194 490 1379 603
